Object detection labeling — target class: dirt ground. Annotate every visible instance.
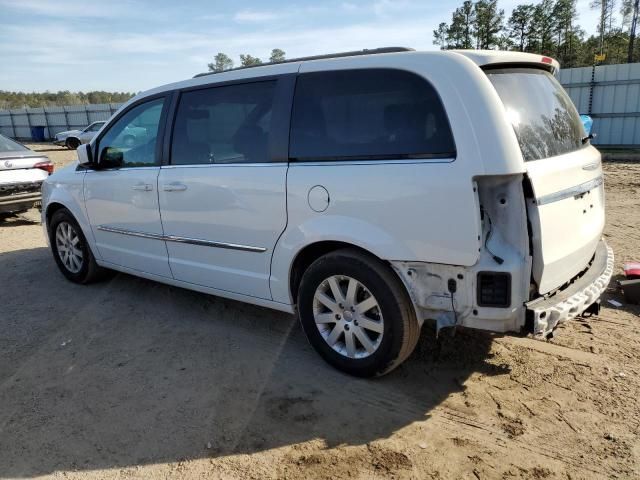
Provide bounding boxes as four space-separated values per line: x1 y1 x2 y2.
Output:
0 144 638 479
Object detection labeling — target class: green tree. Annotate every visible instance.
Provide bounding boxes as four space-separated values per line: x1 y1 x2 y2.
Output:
553 0 580 65
239 54 262 67
473 0 504 49
453 1 476 48
621 0 639 61
433 22 450 49
531 0 556 55
208 52 234 72
269 48 286 63
0 91 135 109
508 4 536 51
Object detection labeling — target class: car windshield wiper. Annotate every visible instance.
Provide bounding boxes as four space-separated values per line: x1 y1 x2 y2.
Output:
581 133 595 144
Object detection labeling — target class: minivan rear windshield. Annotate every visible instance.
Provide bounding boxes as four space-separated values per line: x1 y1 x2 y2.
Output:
485 68 586 162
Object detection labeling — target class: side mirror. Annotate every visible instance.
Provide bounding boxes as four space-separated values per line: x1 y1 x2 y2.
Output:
77 143 97 168
99 147 124 168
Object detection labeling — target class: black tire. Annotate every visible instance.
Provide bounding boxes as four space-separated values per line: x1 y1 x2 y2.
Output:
297 249 420 377
66 137 80 150
48 208 106 284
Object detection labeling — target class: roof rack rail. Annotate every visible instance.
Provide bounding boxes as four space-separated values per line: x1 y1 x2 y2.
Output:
193 47 415 78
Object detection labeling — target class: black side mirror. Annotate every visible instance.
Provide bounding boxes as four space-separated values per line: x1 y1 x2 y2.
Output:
99 147 124 168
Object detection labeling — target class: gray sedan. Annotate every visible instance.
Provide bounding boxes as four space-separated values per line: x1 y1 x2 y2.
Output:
0 134 53 217
53 121 105 149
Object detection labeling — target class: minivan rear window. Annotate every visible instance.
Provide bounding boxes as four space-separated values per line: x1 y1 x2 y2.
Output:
289 69 455 161
486 68 586 161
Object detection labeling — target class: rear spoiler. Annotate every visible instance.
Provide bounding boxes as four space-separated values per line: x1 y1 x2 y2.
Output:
451 50 560 74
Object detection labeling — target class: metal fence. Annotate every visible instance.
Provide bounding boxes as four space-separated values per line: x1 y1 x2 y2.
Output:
0 103 123 141
558 62 640 147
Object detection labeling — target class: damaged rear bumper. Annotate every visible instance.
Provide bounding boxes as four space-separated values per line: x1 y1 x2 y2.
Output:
525 239 613 338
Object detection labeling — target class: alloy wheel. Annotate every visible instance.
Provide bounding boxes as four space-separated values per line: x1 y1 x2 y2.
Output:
312 275 384 359
55 221 83 273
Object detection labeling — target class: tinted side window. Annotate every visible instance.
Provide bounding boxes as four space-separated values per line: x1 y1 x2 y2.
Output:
290 69 455 161
97 98 165 168
171 81 276 165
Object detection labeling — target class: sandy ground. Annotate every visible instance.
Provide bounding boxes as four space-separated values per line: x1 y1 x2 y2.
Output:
0 144 638 479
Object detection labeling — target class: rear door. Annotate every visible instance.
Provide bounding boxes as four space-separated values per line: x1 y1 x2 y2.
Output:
158 76 293 299
486 68 605 294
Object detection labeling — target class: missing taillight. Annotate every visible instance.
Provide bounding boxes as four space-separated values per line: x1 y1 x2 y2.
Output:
34 161 54 175
477 272 511 308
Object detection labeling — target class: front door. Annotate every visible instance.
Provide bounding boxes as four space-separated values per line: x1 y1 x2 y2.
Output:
84 97 172 277
158 80 288 299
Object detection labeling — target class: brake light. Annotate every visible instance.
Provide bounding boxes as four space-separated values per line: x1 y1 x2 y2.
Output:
541 56 553 64
34 161 54 175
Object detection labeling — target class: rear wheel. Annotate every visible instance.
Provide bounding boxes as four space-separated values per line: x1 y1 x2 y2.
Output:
66 137 80 150
48 208 106 284
297 249 420 377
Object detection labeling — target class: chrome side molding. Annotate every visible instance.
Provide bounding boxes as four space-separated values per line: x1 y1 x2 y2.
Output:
96 225 267 253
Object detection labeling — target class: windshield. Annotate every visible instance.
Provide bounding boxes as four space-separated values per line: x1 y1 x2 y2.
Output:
0 134 29 153
486 68 585 161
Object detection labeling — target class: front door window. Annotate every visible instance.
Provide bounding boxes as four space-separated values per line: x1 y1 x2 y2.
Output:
97 99 165 168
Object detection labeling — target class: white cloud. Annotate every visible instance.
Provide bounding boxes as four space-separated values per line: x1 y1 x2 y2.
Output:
233 9 280 23
0 0 136 18
0 0 607 92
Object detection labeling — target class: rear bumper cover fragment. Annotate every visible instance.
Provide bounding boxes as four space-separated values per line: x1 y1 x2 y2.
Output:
526 239 613 337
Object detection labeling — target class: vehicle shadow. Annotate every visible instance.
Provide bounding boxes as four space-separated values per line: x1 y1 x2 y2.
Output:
0 246 507 478
0 213 41 228
604 273 640 314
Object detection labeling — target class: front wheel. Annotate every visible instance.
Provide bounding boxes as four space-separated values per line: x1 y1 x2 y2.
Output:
297 249 420 377
66 137 80 150
48 208 106 284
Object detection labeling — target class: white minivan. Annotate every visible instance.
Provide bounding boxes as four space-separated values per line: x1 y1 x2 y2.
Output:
42 48 613 377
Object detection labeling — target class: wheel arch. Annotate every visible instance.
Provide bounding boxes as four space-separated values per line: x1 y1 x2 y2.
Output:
65 136 80 148
288 240 415 313
45 201 69 229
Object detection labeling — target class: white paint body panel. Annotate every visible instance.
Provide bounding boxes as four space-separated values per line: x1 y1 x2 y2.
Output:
0 168 47 184
269 160 481 304
83 168 172 277
158 164 287 299
525 146 605 293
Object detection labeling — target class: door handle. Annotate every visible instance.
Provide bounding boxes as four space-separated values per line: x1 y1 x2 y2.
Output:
163 182 188 192
132 183 153 191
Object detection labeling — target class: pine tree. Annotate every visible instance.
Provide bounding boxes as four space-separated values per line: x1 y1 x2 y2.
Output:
508 4 536 51
207 53 234 72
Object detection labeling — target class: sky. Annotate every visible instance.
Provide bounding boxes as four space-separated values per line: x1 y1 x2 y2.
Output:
0 0 601 93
